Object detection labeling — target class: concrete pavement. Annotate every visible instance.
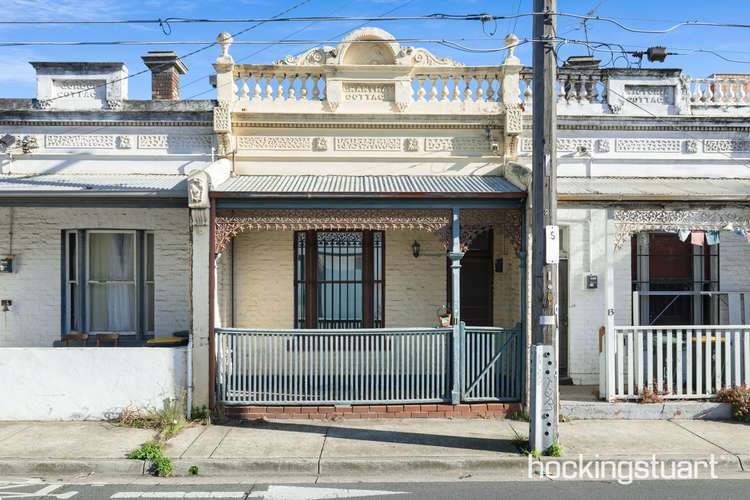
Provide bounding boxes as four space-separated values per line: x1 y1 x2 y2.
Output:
1 418 749 480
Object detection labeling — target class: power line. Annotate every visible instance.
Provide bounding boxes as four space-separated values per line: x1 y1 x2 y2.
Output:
0 13 528 25
0 38 525 47
182 0 417 99
38 0 314 105
557 13 750 34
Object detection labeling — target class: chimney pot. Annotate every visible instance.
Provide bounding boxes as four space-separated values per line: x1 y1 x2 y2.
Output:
141 51 188 100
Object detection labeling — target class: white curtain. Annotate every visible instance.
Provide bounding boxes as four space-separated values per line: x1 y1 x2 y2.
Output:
89 233 135 332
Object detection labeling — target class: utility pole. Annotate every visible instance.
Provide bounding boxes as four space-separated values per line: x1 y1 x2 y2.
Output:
529 0 559 453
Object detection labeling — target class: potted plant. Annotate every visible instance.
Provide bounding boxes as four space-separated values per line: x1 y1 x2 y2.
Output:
437 305 452 327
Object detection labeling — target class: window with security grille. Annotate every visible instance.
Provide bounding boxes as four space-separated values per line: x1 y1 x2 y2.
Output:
295 230 384 329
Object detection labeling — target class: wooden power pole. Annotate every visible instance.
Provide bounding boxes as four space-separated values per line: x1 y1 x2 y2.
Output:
529 0 559 451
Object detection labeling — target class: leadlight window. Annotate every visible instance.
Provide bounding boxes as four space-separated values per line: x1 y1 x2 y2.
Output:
295 230 384 328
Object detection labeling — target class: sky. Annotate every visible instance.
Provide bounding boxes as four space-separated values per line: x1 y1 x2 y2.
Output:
3 0 750 100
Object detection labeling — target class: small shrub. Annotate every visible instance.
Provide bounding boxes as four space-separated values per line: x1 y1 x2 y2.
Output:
127 441 173 477
127 441 163 461
640 385 663 404
529 448 542 459
152 455 173 477
191 406 210 425
188 465 200 476
544 442 563 457
117 397 187 441
717 386 750 423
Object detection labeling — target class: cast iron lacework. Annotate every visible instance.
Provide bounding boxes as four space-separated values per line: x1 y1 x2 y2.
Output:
215 208 523 253
613 208 750 249
316 231 363 245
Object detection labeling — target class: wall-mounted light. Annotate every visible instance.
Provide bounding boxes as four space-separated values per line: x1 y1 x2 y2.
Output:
412 240 421 258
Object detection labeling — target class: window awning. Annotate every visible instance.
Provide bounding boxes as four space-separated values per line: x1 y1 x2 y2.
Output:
214 175 525 199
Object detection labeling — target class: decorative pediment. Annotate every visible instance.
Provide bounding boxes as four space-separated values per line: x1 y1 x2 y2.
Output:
398 47 463 67
274 47 336 66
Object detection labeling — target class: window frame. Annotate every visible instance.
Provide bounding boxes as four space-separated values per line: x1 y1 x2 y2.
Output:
63 229 155 337
294 229 385 329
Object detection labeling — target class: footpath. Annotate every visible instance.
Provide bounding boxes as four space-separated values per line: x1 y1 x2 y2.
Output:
1 418 749 481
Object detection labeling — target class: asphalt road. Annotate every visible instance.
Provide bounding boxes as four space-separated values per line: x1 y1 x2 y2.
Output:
2 479 750 500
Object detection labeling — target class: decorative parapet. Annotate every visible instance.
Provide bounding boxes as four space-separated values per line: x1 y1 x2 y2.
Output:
213 27 522 115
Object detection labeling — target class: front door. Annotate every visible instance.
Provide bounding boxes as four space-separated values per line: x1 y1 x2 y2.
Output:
449 230 493 326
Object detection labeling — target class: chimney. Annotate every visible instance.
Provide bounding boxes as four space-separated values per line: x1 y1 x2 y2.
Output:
141 51 188 100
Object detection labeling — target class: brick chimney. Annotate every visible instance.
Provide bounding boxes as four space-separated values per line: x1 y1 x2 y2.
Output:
141 51 188 100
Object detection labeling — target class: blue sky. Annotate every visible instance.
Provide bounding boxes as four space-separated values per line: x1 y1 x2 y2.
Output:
3 0 750 99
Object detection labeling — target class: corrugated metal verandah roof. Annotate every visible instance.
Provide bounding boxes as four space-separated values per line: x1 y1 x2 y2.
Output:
0 174 187 197
215 175 524 197
558 177 750 201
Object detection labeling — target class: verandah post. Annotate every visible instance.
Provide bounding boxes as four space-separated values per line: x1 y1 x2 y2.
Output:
605 213 617 401
449 208 464 404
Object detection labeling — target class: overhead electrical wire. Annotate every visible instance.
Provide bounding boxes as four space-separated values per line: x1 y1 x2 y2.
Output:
0 13 529 25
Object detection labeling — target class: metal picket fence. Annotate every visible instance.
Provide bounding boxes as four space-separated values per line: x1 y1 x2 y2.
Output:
215 323 523 405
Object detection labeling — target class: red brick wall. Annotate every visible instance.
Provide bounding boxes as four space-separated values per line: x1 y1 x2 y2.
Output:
224 402 521 420
151 68 180 100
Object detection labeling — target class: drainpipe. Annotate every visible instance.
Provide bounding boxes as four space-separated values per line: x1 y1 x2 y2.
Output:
186 336 193 419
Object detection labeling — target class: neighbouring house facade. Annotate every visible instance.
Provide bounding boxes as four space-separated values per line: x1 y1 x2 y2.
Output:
3 28 750 420
0 55 212 419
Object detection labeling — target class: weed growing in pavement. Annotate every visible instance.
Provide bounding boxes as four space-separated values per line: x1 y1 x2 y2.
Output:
188 465 200 476
508 411 529 421
717 386 750 423
544 442 563 457
127 441 173 477
639 385 664 404
117 396 188 441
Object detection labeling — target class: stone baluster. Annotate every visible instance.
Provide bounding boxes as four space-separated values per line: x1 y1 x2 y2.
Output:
727 79 737 104
417 75 427 102
441 77 450 102
577 75 587 103
288 74 297 101
274 74 284 101
251 73 261 101
690 79 702 103
486 74 496 102
312 74 321 100
464 75 473 102
714 80 732 104
523 76 532 104
240 72 250 101
475 75 485 102
705 80 714 103
299 74 308 101
429 75 438 102
739 79 748 104
587 75 599 103
452 75 461 102
263 74 273 100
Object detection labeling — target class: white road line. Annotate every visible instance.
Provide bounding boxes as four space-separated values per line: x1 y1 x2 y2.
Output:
248 485 409 500
111 493 246 499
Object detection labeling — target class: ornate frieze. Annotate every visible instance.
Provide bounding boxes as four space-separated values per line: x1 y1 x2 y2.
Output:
45 134 115 149
137 134 212 150
424 137 488 152
704 140 750 153
404 138 419 152
519 138 593 153
613 208 750 249
237 136 312 151
116 136 133 149
596 139 610 153
615 139 681 153
214 207 522 253
685 139 699 154
334 136 402 152
313 137 329 151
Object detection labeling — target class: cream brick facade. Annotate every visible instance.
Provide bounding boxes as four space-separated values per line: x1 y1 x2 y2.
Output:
0 206 190 347
223 228 521 330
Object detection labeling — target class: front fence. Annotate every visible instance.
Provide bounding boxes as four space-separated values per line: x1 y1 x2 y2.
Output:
215 324 523 405
611 325 750 400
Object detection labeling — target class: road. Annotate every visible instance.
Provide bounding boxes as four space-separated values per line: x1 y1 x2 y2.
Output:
1 479 750 500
